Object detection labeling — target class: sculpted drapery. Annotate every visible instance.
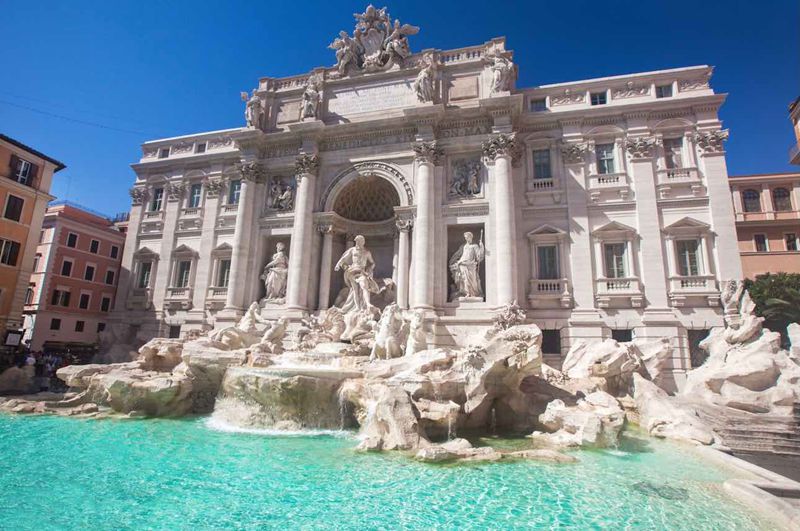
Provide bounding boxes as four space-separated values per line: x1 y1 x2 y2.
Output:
334 235 379 313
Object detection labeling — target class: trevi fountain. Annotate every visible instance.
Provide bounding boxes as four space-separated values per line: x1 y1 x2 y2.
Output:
2 6 800 530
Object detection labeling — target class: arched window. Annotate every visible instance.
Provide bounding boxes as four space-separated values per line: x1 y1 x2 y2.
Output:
742 189 761 213
772 187 792 212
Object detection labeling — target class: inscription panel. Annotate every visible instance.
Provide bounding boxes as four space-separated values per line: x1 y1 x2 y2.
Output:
276 100 300 124
448 76 479 101
327 80 417 116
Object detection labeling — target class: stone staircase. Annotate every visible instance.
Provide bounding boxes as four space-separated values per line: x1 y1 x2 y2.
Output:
690 401 800 457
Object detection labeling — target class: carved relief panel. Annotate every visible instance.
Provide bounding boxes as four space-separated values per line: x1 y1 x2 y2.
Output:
447 157 484 201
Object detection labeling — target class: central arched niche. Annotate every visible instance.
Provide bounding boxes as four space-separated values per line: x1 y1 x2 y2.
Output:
332 174 400 222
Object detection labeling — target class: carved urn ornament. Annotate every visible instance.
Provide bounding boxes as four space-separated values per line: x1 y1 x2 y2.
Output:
329 5 419 76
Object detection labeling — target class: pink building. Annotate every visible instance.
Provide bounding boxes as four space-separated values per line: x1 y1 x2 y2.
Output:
23 202 125 351
729 172 800 278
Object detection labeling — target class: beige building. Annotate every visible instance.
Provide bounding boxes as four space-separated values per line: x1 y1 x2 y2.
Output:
0 134 64 343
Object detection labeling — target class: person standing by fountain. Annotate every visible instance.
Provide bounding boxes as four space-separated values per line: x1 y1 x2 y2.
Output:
334 235 379 313
261 242 289 303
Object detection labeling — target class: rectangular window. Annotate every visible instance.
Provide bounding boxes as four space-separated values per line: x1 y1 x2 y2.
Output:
105 269 115 285
75 320 85 332
84 265 95 281
39 230 45 243
656 84 673 98
51 289 70 307
100 297 111 312
596 143 616 174
3 195 24 222
97 322 106 333
61 260 73 277
32 253 41 272
0 239 21 266
541 330 562 354
228 179 242 205
532 150 552 180
676 239 700 276
137 262 152 289
66 232 78 248
188 183 203 208
611 329 633 342
110 245 119 259
90 239 100 254
195 142 206 154
536 246 559 280
530 98 547 112
24 284 35 305
603 243 627 278
50 318 61 331
169 325 181 339
754 234 768 253
175 260 192 288
79 293 90 309
150 188 164 212
217 259 231 287
158 148 169 159
786 233 798 251
590 91 607 106
663 138 683 169
12 156 36 185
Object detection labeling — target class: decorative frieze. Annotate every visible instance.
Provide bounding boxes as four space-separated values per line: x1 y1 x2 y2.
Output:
612 82 650 99
259 142 303 160
171 142 194 154
294 153 320 177
560 143 588 165
481 133 519 162
679 78 710 92
207 136 233 150
437 119 492 139
166 181 186 202
551 89 585 106
129 186 149 205
319 127 416 151
624 136 659 159
694 129 729 154
142 147 158 159
411 141 443 165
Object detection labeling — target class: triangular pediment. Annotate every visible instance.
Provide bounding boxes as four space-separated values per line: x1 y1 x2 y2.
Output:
663 217 710 231
592 221 637 235
213 242 232 252
173 244 198 256
134 246 158 257
527 224 566 237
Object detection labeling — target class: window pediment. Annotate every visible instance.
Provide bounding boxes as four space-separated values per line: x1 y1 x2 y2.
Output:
592 220 637 237
527 224 567 242
173 244 198 258
662 217 711 237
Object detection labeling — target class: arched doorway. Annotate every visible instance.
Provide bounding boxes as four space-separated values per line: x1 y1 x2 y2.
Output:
322 173 402 309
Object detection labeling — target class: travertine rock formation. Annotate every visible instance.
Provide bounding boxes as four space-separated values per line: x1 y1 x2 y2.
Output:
633 374 715 445
531 391 625 448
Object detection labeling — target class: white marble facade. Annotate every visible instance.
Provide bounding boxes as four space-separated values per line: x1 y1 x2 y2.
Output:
113 7 742 388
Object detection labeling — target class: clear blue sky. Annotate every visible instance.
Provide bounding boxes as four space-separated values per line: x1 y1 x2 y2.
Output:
1 0 797 217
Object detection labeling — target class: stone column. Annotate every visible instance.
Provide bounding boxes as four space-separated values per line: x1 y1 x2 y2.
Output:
286 153 319 311
411 141 441 310
317 223 334 310
191 177 224 312
225 162 262 312
482 133 518 306
625 136 670 309
395 218 412 309
112 187 148 313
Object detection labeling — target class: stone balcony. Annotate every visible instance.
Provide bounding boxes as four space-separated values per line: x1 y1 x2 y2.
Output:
587 172 630 202
527 278 572 308
656 167 704 198
668 275 720 307
205 286 228 310
525 178 564 207
164 286 193 310
139 210 165 234
181 207 203 218
127 287 152 310
595 277 643 308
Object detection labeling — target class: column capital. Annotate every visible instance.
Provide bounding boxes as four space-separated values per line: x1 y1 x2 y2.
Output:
316 222 335 235
166 181 186 202
294 153 320 179
129 186 149 205
236 161 266 183
203 176 228 198
481 132 520 164
395 218 413 232
694 129 729 156
560 142 589 165
411 140 443 165
624 135 660 160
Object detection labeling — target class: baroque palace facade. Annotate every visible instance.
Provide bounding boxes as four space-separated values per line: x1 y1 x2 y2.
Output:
114 7 741 388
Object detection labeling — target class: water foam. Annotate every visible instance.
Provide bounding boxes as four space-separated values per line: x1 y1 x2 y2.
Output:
204 416 353 438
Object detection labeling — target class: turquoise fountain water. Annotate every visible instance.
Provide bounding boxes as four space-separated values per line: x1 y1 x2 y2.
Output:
0 415 774 530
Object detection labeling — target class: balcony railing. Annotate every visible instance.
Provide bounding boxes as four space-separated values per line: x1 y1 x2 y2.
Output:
143 210 164 219
166 286 192 299
589 172 627 188
207 286 228 298
595 277 641 294
529 279 568 294
656 167 700 185
181 207 202 217
221 204 239 214
669 275 716 292
528 278 572 308
530 178 555 191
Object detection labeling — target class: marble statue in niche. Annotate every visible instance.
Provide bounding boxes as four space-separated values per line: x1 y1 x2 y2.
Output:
334 235 379 313
449 231 485 301
241 90 264 129
261 242 288 303
300 74 323 120
414 53 437 103
449 159 483 198
266 177 295 211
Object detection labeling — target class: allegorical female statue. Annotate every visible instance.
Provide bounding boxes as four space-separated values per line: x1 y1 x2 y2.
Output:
334 235 379 313
261 242 288 303
449 231 485 300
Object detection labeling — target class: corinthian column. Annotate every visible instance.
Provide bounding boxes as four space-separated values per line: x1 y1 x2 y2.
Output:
482 133 519 306
286 153 319 311
411 141 441 310
395 218 412 309
317 223 334 310
225 161 263 311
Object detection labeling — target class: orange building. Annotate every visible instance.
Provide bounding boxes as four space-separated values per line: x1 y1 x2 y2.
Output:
730 172 800 278
23 202 125 351
0 134 64 344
